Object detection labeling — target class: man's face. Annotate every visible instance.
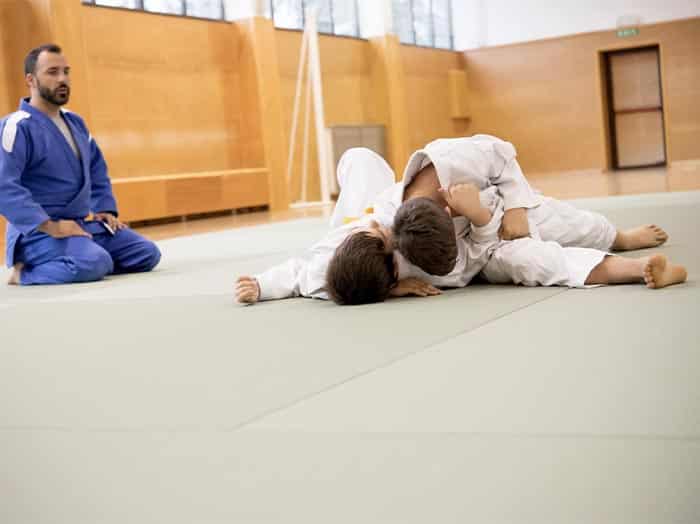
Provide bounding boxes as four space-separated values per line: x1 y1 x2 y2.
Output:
356 220 393 254
28 51 71 106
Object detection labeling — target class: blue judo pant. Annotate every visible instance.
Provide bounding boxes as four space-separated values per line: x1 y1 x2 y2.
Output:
15 221 161 285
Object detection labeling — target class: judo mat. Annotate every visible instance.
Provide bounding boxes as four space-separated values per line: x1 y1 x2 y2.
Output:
1 191 699 523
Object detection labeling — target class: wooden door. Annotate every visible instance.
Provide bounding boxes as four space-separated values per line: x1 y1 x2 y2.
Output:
605 46 666 169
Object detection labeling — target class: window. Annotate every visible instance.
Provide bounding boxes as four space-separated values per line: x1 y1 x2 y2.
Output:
85 0 226 20
392 0 453 49
268 0 362 38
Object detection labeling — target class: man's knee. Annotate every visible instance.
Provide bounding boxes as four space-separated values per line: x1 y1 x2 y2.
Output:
121 240 161 273
73 247 114 281
142 241 161 272
44 248 112 284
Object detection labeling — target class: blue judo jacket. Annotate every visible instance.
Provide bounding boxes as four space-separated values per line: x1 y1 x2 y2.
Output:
0 98 118 265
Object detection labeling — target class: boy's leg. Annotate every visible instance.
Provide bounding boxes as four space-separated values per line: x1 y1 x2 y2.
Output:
12 235 113 285
482 237 686 289
482 237 607 287
587 254 687 288
529 197 617 250
611 225 668 251
531 197 667 251
330 148 396 229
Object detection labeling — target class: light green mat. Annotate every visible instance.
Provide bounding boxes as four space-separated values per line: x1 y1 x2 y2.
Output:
1 191 698 523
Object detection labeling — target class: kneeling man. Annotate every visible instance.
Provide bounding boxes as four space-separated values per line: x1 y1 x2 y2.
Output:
0 44 160 285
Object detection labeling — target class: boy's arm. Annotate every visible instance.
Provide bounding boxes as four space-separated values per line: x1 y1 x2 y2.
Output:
236 256 329 303
490 142 539 211
441 183 492 226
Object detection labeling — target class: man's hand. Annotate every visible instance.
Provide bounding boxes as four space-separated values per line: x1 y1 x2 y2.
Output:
440 183 492 226
389 277 442 298
94 212 126 232
500 208 530 240
236 276 261 304
38 219 92 239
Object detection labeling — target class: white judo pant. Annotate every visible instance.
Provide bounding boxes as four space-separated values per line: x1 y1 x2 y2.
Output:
481 197 618 288
330 148 395 229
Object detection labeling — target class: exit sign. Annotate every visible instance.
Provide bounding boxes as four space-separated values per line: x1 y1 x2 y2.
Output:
617 27 639 38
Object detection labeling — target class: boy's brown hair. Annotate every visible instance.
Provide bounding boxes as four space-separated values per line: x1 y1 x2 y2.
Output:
393 197 457 276
326 231 396 305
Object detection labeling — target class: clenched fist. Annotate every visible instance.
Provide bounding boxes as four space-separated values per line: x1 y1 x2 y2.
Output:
236 276 261 303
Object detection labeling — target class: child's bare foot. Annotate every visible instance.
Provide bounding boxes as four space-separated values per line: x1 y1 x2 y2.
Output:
614 225 668 251
7 263 23 285
643 255 687 289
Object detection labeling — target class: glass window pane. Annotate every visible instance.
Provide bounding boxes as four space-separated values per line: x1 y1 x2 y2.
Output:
262 1 272 19
186 0 223 19
331 0 358 37
304 0 333 34
432 0 452 49
273 0 303 29
144 0 184 15
392 0 414 44
412 0 433 47
95 0 139 7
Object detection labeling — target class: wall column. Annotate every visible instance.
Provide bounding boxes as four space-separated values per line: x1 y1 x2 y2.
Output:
237 17 290 211
369 34 411 178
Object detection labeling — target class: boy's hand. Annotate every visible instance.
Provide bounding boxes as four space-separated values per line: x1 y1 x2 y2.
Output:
440 183 491 226
500 208 529 240
236 276 260 303
389 277 442 298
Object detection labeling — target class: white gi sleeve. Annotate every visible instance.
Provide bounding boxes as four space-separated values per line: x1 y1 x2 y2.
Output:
491 141 539 211
255 254 330 301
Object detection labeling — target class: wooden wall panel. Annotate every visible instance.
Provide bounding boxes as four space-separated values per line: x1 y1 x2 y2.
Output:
0 0 53 115
80 7 244 179
463 17 700 174
401 46 469 154
237 18 290 211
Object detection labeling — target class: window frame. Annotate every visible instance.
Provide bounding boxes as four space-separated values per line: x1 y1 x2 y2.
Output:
82 0 228 22
394 0 454 50
268 0 365 40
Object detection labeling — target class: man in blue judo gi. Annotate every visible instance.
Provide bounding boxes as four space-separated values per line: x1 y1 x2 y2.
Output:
0 44 161 285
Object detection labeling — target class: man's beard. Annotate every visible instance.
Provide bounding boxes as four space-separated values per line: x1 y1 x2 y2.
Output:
37 80 70 106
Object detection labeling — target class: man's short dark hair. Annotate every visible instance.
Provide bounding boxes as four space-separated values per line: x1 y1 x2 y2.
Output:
393 197 457 276
326 231 396 305
24 44 62 75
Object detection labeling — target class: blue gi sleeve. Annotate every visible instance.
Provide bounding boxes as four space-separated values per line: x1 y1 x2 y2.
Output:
0 122 50 234
88 137 118 216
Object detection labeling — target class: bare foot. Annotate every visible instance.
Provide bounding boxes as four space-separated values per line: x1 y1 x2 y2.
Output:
643 254 687 289
614 225 668 251
7 263 23 285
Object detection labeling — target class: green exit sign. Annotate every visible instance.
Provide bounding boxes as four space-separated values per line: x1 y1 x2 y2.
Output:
617 27 639 38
